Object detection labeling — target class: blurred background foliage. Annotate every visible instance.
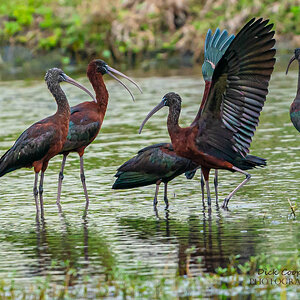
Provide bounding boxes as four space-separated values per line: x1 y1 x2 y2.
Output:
0 0 299 75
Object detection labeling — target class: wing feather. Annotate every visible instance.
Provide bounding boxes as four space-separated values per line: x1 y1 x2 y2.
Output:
202 28 235 81
0 123 55 176
113 143 197 188
61 121 100 152
196 18 276 159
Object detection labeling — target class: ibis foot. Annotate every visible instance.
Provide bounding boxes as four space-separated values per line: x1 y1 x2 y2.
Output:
222 198 229 209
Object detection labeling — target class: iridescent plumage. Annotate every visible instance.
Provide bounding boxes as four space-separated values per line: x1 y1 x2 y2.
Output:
113 28 236 207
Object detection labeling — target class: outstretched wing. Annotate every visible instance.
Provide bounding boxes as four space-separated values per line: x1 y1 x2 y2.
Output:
0 122 55 176
196 18 276 160
202 28 235 81
191 28 235 126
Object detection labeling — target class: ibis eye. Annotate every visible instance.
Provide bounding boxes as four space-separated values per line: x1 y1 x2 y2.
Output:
59 73 66 81
96 65 108 74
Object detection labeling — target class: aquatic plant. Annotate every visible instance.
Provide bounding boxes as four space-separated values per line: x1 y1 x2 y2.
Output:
0 253 299 299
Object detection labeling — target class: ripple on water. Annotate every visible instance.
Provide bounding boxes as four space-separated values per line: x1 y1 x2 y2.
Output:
0 69 299 284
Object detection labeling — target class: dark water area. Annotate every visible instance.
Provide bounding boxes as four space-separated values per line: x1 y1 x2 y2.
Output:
0 55 299 289
0 44 294 81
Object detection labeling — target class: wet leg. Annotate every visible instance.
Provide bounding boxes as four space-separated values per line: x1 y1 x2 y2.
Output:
33 172 39 217
56 153 67 205
163 183 169 209
222 166 251 208
200 171 205 205
202 167 211 206
205 180 211 206
80 155 90 207
153 180 161 207
39 171 45 218
214 169 218 203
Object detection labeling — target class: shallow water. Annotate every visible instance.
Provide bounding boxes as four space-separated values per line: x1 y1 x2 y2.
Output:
0 62 299 288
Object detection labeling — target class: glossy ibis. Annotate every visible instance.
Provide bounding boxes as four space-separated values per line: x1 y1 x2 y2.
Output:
113 143 199 208
113 29 235 207
139 18 275 208
286 48 300 133
0 68 95 216
56 59 142 207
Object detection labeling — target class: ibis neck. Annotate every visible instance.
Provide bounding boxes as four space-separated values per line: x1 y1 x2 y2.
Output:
296 61 300 100
88 71 109 110
48 82 70 116
190 80 211 126
167 103 181 136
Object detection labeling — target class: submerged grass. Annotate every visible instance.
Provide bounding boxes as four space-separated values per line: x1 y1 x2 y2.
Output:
0 253 299 299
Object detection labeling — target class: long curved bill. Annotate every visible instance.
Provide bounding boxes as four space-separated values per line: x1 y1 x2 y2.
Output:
286 55 296 75
63 74 96 102
138 100 165 134
107 66 142 101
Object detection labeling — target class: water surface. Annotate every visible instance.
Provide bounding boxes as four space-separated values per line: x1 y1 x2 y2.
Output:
0 64 299 288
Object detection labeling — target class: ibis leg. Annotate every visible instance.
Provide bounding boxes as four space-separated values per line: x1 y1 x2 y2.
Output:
200 171 205 204
56 153 67 205
163 183 169 209
222 166 251 208
202 167 211 206
153 180 161 207
80 155 90 206
154 205 159 218
33 172 39 215
214 169 219 203
39 171 45 217
205 180 211 206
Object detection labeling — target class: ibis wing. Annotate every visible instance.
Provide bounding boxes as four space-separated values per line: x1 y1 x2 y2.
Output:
137 143 173 154
61 105 101 152
0 123 55 176
202 28 235 81
61 120 100 152
113 143 197 189
118 143 189 175
196 18 276 160
192 28 235 126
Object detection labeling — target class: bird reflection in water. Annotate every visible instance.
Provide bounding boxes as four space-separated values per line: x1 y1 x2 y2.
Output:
34 212 90 286
0 207 116 286
119 206 258 276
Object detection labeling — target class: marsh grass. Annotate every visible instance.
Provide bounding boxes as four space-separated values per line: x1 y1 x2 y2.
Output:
0 253 299 299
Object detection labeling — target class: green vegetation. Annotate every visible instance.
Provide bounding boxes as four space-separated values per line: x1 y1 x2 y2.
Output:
0 253 299 299
0 0 299 68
